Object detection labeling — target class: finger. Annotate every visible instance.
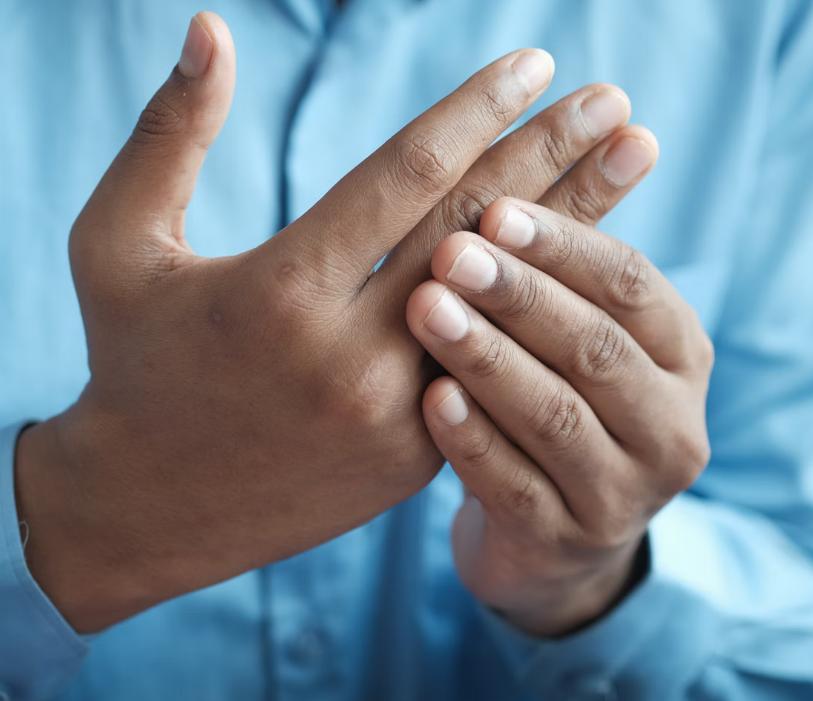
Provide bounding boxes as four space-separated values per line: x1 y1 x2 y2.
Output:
371 84 631 296
273 49 555 293
406 280 630 521
423 377 569 530
479 198 712 373
76 12 235 257
429 231 675 447
540 126 658 224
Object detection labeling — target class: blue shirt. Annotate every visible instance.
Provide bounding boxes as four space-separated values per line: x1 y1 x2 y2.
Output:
2 1 813 699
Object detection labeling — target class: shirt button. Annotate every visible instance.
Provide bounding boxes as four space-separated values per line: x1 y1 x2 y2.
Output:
285 627 329 665
571 676 617 700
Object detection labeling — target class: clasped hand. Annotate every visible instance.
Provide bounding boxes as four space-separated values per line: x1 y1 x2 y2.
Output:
17 12 711 636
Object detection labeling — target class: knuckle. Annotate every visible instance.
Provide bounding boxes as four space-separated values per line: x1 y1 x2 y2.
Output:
585 518 639 551
536 126 574 175
607 247 652 311
459 429 498 469
527 385 586 448
561 185 606 224
467 334 513 380
393 130 454 196
661 427 711 494
131 94 184 142
478 83 515 129
266 262 321 329
695 327 716 373
500 268 547 322
495 466 538 515
442 186 495 233
545 220 583 269
572 317 629 382
678 428 712 475
331 350 415 432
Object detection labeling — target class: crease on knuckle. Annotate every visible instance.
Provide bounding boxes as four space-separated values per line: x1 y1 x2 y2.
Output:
478 83 515 129
562 185 605 224
264 259 338 335
132 94 184 142
394 130 454 197
572 317 628 382
500 268 546 322
527 385 586 448
495 465 538 515
607 247 651 310
442 186 496 233
459 429 498 469
322 349 417 442
535 126 574 177
545 220 582 269
468 334 512 380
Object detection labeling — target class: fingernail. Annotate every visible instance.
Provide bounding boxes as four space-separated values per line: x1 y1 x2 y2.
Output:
179 16 213 78
434 387 469 425
446 244 498 292
423 290 469 342
579 89 630 138
601 137 656 187
495 207 536 248
510 50 555 96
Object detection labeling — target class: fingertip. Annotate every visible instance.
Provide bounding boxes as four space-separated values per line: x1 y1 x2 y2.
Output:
479 197 516 242
190 11 236 84
194 11 232 47
600 125 659 188
405 279 448 333
508 48 556 96
424 377 469 427
178 15 213 79
430 231 478 282
624 124 660 159
480 197 539 249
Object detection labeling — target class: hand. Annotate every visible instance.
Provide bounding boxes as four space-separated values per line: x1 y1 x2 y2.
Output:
407 182 715 636
15 14 639 632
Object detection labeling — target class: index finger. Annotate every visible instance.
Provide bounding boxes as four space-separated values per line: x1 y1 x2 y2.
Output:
479 198 709 372
271 49 555 294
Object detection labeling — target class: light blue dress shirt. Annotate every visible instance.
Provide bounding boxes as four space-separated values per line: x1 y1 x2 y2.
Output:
2 0 813 699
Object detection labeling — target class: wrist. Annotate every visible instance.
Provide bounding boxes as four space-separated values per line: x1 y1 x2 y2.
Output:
14 409 163 632
497 537 648 638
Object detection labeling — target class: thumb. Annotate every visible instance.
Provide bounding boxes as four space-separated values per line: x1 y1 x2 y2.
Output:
80 12 235 250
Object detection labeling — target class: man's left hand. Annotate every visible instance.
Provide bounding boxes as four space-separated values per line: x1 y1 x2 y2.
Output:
406 190 714 637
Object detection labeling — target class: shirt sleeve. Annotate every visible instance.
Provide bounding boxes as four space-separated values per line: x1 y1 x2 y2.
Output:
482 2 813 698
0 422 88 701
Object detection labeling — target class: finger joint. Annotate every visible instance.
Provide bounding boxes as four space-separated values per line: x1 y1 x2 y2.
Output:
572 317 629 382
393 130 454 198
527 385 586 449
468 334 513 380
607 247 651 311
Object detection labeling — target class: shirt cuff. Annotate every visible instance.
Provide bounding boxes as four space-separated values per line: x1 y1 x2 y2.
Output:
480 503 724 699
0 421 87 700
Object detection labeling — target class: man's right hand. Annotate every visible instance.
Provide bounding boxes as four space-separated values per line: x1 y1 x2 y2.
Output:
15 12 640 632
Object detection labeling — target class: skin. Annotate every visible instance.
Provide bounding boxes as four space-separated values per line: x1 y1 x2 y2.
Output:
13 11 692 636
406 196 714 636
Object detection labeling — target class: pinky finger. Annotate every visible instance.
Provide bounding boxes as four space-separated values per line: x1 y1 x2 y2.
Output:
423 376 569 530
